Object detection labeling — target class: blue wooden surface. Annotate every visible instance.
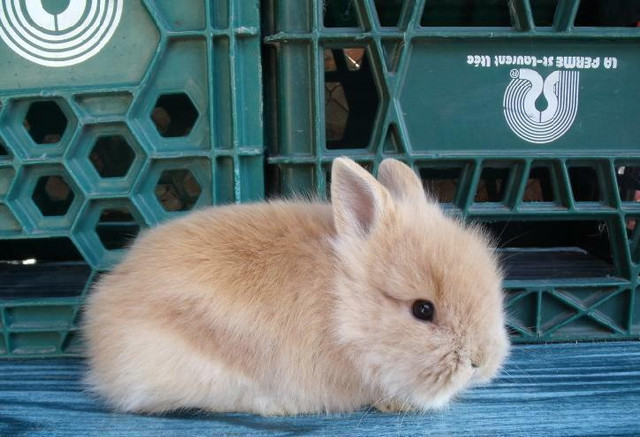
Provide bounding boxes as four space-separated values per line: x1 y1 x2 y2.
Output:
1 342 639 436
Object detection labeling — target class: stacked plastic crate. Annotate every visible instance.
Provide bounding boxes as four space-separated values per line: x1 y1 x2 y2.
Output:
263 0 640 342
0 0 263 357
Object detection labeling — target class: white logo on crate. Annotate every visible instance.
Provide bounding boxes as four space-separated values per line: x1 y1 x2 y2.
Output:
503 68 580 144
0 0 123 67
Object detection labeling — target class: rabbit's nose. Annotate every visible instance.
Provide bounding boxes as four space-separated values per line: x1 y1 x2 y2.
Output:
470 351 484 369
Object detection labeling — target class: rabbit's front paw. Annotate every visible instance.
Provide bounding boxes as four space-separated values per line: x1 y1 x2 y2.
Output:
374 399 414 413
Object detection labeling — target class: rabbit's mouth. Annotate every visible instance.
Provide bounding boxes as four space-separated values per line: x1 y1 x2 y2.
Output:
406 376 472 412
388 363 477 412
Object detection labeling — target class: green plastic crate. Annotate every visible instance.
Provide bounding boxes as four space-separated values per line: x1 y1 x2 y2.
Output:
263 0 640 343
0 0 264 357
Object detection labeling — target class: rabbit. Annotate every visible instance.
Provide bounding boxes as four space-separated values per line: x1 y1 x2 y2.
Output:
83 157 509 416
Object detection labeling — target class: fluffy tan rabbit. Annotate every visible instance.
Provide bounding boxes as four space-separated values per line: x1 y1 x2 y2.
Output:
83 157 509 415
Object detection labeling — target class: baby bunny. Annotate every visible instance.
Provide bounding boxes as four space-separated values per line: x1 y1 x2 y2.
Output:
84 157 509 415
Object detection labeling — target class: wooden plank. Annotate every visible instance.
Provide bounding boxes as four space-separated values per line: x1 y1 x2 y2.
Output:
1 342 639 436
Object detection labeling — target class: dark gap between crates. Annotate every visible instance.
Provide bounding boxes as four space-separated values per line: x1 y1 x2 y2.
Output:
616 163 640 202
523 165 555 202
322 0 640 29
323 0 359 27
89 135 136 178
568 166 602 202
531 0 559 27
31 175 75 217
475 165 512 203
485 220 615 280
0 238 91 299
151 93 199 138
419 167 463 204
575 0 640 27
324 47 377 150
0 142 9 157
420 0 512 27
23 101 67 145
95 208 141 251
155 169 203 212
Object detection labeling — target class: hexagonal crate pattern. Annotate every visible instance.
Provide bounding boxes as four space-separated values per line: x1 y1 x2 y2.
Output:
0 0 263 357
263 0 640 343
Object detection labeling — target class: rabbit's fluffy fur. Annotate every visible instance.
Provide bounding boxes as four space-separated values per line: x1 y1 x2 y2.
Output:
84 157 509 415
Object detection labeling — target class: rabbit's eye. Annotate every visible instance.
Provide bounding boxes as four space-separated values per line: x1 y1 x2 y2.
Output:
412 300 435 322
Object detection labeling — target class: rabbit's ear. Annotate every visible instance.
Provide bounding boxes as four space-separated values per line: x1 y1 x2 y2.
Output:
331 157 390 237
377 159 425 202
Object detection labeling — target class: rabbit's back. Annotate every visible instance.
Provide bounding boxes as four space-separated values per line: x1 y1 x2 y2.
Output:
123 201 335 298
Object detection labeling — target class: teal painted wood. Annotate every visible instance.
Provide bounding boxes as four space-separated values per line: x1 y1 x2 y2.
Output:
1 342 639 436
